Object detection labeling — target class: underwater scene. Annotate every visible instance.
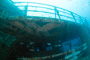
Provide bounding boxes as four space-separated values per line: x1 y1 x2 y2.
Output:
0 0 90 60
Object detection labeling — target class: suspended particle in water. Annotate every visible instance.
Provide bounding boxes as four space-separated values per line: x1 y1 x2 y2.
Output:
82 8 84 10
85 4 89 7
67 0 72 1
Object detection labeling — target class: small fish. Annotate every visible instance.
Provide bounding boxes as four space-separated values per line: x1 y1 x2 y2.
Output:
58 40 61 42
47 43 51 45
20 42 24 45
54 45 61 47
26 45 30 48
30 42 34 45
29 49 35 51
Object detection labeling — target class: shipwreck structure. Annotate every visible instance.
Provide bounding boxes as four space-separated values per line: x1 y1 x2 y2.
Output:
0 0 90 60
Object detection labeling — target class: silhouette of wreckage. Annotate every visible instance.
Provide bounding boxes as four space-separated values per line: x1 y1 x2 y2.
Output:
0 16 88 59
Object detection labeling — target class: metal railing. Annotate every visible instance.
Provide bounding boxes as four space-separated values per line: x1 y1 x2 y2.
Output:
0 1 89 30
11 2 87 24
17 43 87 60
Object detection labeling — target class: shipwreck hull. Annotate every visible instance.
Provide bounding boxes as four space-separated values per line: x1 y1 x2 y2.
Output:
0 16 89 60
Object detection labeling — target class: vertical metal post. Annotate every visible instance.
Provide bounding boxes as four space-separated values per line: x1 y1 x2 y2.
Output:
25 5 28 16
54 7 57 19
57 10 61 21
71 12 76 22
54 7 61 21
79 16 83 23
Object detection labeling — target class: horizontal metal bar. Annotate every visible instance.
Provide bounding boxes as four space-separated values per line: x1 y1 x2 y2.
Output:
6 1 87 24
17 5 54 10
29 6 54 10
72 13 85 19
23 10 72 19
17 5 71 16
13 2 55 7
13 2 86 20
24 10 55 14
60 14 74 19
13 2 72 12
17 6 71 16
59 10 72 16
29 6 71 15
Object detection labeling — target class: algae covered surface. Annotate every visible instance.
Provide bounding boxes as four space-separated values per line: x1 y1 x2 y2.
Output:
0 17 89 60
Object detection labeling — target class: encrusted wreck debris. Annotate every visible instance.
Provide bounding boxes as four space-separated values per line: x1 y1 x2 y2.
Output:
0 16 89 60
0 16 82 42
